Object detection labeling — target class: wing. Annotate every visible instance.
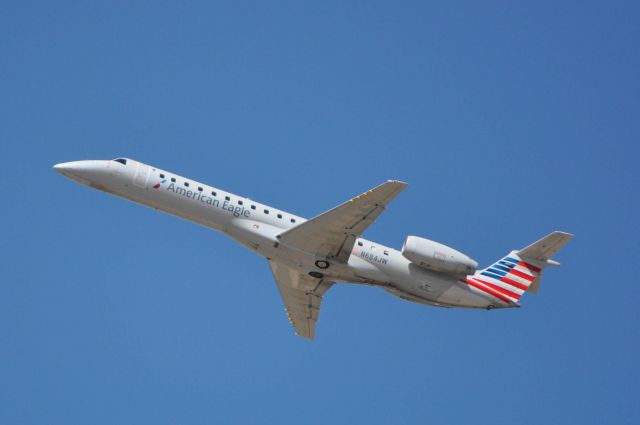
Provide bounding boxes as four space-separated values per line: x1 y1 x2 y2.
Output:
277 180 407 262
268 260 334 340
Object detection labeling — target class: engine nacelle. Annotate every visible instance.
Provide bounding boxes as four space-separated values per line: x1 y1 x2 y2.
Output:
401 236 478 276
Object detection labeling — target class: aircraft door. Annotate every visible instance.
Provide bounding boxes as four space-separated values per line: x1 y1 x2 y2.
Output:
133 163 150 188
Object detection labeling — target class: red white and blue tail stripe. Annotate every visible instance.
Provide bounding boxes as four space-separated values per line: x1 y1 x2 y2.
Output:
466 252 541 304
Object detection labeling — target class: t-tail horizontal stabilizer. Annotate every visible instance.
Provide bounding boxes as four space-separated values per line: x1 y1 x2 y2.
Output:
518 231 574 265
516 231 574 293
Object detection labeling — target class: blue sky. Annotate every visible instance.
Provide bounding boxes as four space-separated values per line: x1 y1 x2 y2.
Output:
1 1 639 424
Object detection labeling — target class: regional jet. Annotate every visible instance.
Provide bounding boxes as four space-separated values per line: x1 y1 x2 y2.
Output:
54 158 573 339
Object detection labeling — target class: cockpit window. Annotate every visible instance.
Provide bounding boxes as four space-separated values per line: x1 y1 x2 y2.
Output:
113 158 127 165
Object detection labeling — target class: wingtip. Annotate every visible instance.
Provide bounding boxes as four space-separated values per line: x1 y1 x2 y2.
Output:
554 230 575 239
387 179 408 187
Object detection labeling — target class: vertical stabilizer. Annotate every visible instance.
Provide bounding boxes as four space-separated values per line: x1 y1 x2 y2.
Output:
466 231 573 302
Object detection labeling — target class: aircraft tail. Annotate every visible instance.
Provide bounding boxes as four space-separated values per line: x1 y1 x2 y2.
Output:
466 231 573 304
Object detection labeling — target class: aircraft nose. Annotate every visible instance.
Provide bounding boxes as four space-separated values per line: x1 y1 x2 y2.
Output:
53 160 109 184
53 162 69 173
53 161 86 178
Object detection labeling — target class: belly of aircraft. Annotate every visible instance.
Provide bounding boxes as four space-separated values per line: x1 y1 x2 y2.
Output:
382 271 494 309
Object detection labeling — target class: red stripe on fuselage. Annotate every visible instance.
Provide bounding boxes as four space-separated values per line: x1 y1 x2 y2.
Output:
518 261 541 273
466 278 512 303
500 276 529 291
473 278 522 300
510 268 535 282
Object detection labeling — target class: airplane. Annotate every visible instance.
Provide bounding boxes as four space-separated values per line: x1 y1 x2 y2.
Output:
54 157 573 339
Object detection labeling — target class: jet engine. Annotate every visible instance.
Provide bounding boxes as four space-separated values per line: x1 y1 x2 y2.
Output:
401 236 478 276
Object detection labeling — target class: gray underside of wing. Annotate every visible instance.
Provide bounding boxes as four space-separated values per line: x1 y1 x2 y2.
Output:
268 260 334 340
277 180 407 263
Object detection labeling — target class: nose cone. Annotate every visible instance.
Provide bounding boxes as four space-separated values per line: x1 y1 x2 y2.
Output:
53 162 75 174
53 161 86 180
53 160 109 184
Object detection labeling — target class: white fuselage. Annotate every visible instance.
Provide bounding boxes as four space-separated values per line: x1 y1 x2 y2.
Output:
55 158 509 310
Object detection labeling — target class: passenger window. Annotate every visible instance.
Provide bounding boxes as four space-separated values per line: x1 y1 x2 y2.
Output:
264 209 269 214
171 178 176 183
358 241 363 246
225 196 230 201
277 214 282 219
290 218 296 223
238 200 243 205
184 182 189 187
384 250 389 255
198 187 203 192
211 191 217 196
251 205 256 210
160 173 165 178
